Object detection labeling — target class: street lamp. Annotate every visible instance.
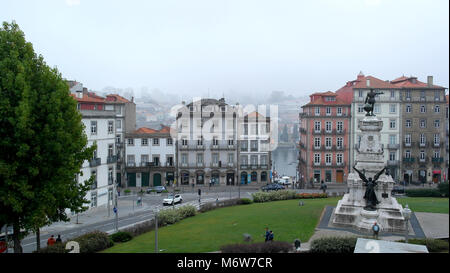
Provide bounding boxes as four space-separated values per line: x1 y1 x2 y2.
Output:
402 204 412 243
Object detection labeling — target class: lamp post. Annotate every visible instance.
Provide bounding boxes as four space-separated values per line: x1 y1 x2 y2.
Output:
402 204 412 243
155 208 158 253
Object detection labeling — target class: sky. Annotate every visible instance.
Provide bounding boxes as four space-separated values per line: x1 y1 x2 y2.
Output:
1 0 449 98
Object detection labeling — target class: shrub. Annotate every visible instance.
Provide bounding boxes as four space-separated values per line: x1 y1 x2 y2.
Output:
177 205 197 218
252 190 297 203
240 198 253 205
124 189 131 193
122 220 155 237
199 198 242 212
437 182 449 197
110 231 133 243
35 230 114 253
397 238 449 253
295 193 328 199
405 189 441 197
157 209 181 226
309 237 357 253
221 241 293 253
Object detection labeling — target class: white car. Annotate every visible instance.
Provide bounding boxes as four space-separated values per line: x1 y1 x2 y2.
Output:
279 176 292 185
163 194 182 205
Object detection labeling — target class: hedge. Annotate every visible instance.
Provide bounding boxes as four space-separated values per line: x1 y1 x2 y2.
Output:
396 238 449 253
438 182 449 197
309 237 358 253
110 231 133 243
221 241 293 253
199 198 242 212
252 190 297 203
296 193 328 199
35 230 114 253
240 198 253 204
405 188 442 197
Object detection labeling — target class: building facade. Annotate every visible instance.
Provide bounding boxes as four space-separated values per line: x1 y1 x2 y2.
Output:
298 91 351 185
391 76 447 184
124 126 176 187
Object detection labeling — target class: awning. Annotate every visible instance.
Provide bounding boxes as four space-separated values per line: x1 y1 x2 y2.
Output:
433 170 441 174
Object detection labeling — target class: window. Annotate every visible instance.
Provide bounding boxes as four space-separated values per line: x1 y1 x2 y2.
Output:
390 90 395 98
314 137 321 148
420 91 425 100
142 138 148 146
405 120 411 128
405 150 411 158
197 154 203 164
434 120 440 128
405 90 411 99
141 155 148 164
434 91 440 101
389 119 396 129
250 140 258 151
374 104 380 114
389 135 396 145
434 134 440 145
250 155 258 165
91 121 97 135
325 137 332 148
116 134 121 144
228 153 234 163
240 155 248 165
314 121 321 132
90 192 97 208
406 105 411 113
91 170 97 189
108 121 114 134
116 119 122 129
326 107 331 116
325 121 332 132
182 138 188 146
228 139 234 146
167 138 173 145
212 153 219 164
108 144 114 157
127 138 134 145
212 137 219 146
420 119 426 128
181 154 187 164
261 155 267 165
420 105 426 113
420 134 426 144
153 156 160 166
325 154 332 165
358 90 363 98
405 134 411 144
336 154 343 164
420 150 425 160
153 138 159 145
389 104 396 113
434 150 440 158
434 105 440 113
127 155 135 166
314 154 320 164
337 137 343 148
358 104 364 113
337 121 343 132
315 107 320 116
389 152 396 161
337 107 342 116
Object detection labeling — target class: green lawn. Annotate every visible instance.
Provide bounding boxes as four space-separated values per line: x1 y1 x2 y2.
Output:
102 197 340 253
397 197 449 214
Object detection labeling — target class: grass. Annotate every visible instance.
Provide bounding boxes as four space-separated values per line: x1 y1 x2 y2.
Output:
396 197 449 214
102 197 340 253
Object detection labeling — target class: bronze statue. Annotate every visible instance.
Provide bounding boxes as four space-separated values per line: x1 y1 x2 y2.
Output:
353 166 386 211
364 89 384 116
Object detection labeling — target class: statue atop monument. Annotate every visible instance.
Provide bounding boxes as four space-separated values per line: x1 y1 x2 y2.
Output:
363 88 384 116
353 166 387 211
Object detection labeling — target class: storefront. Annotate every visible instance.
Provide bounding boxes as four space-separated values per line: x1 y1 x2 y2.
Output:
432 170 441 183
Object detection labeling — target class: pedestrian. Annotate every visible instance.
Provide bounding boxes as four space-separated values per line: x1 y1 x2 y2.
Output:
117 187 120 197
320 181 327 193
47 235 56 246
263 227 270 242
268 230 274 242
55 234 62 244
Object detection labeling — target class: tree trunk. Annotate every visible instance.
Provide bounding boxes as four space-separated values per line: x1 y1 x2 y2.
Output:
13 223 22 253
36 228 40 252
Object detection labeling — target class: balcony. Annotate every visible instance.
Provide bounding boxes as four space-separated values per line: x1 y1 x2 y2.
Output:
335 129 346 135
387 160 399 166
227 162 235 168
197 163 204 167
403 157 415 163
418 141 429 148
211 162 220 168
387 144 400 150
126 162 136 167
404 142 412 148
312 130 322 135
418 157 428 164
313 145 322 151
336 145 345 150
89 158 101 167
324 129 333 135
241 147 248 152
107 155 117 164
432 157 444 163
165 162 175 167
240 164 249 170
433 142 441 148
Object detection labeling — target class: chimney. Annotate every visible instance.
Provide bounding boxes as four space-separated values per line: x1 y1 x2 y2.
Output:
131 96 134 103
76 90 83 99
366 79 370 87
427 76 433 87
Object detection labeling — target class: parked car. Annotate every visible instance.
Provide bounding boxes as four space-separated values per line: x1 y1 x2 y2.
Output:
163 194 182 205
391 185 405 195
278 176 292 185
146 186 166 194
261 183 285 192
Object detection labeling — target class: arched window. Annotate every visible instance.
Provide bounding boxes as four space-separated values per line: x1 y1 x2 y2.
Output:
251 172 257 182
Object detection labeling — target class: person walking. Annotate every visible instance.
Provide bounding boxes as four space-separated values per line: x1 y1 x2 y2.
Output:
268 231 274 242
55 234 62 244
47 235 56 246
264 227 270 242
320 181 327 194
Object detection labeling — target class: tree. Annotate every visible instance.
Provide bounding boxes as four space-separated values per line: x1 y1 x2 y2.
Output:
0 21 95 252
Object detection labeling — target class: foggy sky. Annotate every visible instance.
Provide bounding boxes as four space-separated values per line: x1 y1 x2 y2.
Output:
1 0 448 98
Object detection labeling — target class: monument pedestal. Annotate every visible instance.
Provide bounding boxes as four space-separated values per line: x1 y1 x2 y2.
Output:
332 115 407 234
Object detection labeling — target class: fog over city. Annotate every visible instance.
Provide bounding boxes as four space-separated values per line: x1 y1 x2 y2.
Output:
1 0 448 102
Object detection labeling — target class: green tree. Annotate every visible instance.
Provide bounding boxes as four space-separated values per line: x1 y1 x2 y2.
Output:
0 21 95 253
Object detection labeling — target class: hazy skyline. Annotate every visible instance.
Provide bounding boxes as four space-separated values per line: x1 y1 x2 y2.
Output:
2 0 448 97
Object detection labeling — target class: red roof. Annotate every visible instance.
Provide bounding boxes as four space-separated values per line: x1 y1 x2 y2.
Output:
132 125 172 135
105 94 132 103
70 93 105 103
390 76 445 89
303 91 349 107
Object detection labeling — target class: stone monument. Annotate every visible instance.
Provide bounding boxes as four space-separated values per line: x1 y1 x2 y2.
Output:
332 89 407 233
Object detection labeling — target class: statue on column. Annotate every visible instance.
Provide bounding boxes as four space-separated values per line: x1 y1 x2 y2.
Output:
364 89 384 116
353 166 387 211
